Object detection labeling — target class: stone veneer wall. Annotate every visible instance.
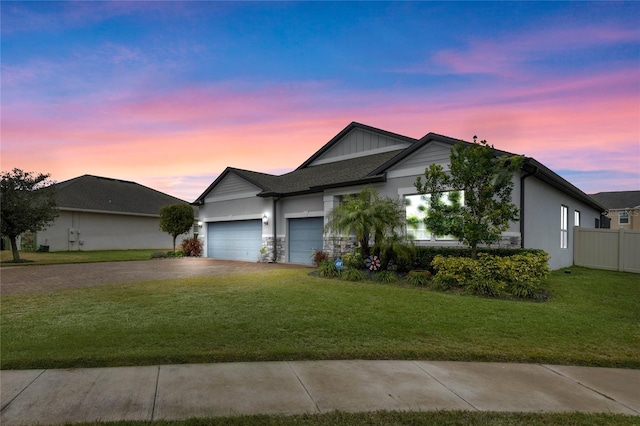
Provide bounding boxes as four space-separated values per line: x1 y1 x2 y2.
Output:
323 235 358 260
262 236 285 263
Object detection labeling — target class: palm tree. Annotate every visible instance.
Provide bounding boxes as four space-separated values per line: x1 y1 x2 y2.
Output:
325 187 408 262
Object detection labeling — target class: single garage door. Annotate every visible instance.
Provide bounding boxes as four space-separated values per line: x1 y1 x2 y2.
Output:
207 220 262 261
289 217 324 264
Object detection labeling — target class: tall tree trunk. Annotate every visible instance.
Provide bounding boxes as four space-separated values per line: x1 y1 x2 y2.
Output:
470 243 478 260
9 235 20 262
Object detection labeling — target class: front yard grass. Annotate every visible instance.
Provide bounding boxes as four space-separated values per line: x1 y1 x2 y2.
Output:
0 249 165 265
65 411 639 426
1 267 638 370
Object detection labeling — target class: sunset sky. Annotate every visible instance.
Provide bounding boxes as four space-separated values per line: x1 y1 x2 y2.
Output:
2 1 639 202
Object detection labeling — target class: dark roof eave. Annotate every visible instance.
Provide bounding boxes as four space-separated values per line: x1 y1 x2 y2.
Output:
523 159 606 212
257 175 387 198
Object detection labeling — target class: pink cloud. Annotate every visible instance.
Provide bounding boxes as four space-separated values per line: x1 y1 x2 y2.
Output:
3 63 638 201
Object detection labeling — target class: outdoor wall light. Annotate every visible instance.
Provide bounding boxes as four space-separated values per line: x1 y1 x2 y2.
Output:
262 214 269 225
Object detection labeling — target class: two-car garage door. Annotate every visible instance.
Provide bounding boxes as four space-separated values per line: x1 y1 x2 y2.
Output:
207 220 262 262
206 217 324 264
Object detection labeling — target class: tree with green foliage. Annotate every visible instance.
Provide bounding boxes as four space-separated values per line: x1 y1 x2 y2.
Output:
414 137 524 259
325 187 410 267
159 203 194 252
1 169 59 262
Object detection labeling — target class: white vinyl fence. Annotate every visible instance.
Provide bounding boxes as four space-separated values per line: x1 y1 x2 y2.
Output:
574 228 640 273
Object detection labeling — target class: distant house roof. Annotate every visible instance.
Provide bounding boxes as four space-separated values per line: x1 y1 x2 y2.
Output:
589 191 640 210
54 175 188 217
193 122 605 212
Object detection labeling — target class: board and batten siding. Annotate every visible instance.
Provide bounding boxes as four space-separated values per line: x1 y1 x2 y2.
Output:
205 173 260 203
311 128 412 165
387 141 453 180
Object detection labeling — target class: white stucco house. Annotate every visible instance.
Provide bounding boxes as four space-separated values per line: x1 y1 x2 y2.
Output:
194 122 605 270
34 175 195 251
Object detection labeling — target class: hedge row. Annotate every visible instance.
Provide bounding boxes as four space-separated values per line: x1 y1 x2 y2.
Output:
397 247 547 273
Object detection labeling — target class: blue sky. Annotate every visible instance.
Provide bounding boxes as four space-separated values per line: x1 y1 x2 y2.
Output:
2 1 639 201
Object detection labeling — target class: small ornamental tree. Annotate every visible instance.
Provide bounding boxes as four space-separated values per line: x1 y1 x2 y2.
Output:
1 169 58 262
159 203 194 253
414 137 524 259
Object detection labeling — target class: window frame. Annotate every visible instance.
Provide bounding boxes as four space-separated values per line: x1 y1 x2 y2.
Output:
561 205 568 249
619 210 630 225
574 210 581 228
403 191 464 242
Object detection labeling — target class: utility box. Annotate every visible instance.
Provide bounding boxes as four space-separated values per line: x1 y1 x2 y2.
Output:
68 228 78 242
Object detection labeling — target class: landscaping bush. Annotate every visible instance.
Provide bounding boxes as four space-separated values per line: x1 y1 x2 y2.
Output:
341 269 366 282
406 270 431 286
181 238 203 257
431 251 550 299
342 251 364 270
400 247 547 274
312 250 328 267
318 259 338 278
373 270 396 284
167 250 184 258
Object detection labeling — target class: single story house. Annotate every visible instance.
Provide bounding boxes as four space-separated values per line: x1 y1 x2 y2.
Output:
34 174 195 251
194 122 605 270
589 191 640 230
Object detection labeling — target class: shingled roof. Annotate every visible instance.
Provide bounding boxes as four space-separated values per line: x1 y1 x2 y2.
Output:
54 175 188 216
194 122 605 212
589 191 640 210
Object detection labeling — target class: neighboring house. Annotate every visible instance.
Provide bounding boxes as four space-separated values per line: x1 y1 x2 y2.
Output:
194 122 604 270
35 175 195 251
589 191 640 230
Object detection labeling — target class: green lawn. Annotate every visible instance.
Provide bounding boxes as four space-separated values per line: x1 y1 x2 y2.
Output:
65 411 639 426
0 249 165 265
1 267 638 370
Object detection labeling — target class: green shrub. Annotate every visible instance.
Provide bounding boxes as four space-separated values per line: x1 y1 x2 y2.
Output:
401 247 548 273
167 250 184 258
318 260 338 278
431 251 550 299
341 269 366 282
406 270 432 286
374 270 396 284
342 251 364 270
466 279 506 297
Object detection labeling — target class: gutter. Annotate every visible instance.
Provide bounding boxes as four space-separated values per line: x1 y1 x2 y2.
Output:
272 196 280 262
520 162 538 248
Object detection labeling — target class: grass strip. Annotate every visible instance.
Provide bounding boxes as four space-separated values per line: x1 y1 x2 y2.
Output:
55 411 640 426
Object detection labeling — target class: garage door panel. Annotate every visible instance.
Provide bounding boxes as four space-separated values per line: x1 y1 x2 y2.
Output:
289 217 324 264
207 220 262 261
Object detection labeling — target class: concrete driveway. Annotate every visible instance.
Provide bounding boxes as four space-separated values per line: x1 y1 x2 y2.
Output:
0 258 308 295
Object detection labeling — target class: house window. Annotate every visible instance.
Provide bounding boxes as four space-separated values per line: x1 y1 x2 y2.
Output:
405 191 464 241
561 205 568 249
574 210 580 227
619 211 630 225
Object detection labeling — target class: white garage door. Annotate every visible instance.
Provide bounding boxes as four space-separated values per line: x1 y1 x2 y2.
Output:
289 217 324 264
207 220 262 261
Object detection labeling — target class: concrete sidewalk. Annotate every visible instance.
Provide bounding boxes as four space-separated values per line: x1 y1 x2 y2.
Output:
1 360 638 425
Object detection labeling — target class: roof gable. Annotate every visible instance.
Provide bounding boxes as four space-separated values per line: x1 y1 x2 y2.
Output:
54 175 187 216
297 122 416 169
